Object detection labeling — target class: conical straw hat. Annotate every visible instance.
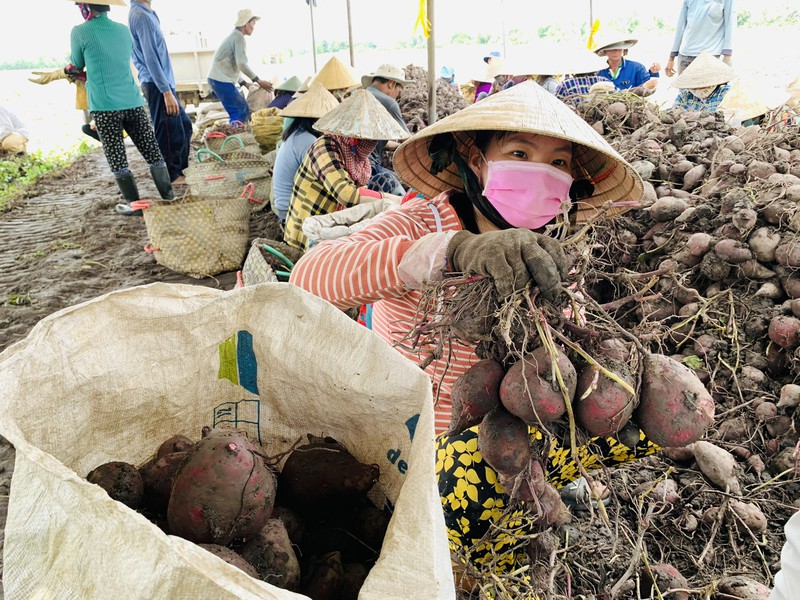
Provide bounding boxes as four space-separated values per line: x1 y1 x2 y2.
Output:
594 35 638 57
280 82 339 119
313 89 410 141
720 79 792 122
275 75 303 93
787 75 800 108
309 56 360 91
672 53 734 89
392 80 643 223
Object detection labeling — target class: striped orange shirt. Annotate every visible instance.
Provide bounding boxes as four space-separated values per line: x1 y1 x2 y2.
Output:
290 192 481 434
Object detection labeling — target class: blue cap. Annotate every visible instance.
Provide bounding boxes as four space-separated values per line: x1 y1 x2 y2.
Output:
483 50 502 63
440 66 455 79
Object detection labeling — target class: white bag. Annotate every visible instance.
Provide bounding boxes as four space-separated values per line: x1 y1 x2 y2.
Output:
771 511 800 600
0 283 455 600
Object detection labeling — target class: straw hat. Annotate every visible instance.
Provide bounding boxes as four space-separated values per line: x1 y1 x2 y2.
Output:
65 0 126 5
309 56 360 91
234 9 260 28
392 81 643 223
280 82 339 119
787 75 800 108
672 53 735 89
594 37 638 57
313 89 410 141
361 64 413 89
720 79 791 122
275 76 302 93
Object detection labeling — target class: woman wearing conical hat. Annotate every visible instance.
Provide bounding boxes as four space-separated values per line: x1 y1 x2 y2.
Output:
272 83 339 224
267 75 303 111
283 89 409 251
309 56 360 101
290 81 659 577
672 52 734 112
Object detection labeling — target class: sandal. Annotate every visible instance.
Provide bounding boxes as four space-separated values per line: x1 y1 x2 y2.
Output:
115 203 143 217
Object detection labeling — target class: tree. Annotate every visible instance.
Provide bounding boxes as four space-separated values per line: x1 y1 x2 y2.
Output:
450 32 473 45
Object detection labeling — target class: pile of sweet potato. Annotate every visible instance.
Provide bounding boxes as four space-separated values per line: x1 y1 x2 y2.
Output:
86 428 385 600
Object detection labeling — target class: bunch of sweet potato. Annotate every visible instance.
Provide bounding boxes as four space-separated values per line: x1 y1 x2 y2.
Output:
85 429 385 600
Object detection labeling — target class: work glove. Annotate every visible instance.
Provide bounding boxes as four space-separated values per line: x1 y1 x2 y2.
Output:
302 196 400 242
29 69 68 85
446 229 568 300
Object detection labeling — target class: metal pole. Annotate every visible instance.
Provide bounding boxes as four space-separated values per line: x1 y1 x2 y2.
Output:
346 0 355 67
589 0 593 35
501 0 507 58
427 0 436 125
310 2 318 72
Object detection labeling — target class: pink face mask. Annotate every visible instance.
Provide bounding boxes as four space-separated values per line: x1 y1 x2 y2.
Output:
481 160 574 229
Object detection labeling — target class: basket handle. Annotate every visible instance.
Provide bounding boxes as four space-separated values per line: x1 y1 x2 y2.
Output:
197 148 225 163
220 135 245 152
130 200 153 210
205 131 227 140
240 182 263 204
144 243 160 253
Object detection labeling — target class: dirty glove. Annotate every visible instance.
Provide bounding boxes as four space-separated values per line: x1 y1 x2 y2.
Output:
446 229 568 300
302 197 400 242
29 69 68 85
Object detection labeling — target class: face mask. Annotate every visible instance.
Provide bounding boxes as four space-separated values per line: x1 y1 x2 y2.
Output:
481 160 574 230
691 85 717 99
76 3 92 21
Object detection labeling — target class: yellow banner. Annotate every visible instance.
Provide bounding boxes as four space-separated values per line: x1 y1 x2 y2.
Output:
414 0 431 38
587 19 600 51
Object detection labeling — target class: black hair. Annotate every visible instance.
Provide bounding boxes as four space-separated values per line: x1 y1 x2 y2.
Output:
282 117 320 143
373 76 391 85
87 4 110 12
274 90 290 97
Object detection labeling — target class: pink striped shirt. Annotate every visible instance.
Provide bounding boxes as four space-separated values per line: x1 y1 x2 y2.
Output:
290 192 481 434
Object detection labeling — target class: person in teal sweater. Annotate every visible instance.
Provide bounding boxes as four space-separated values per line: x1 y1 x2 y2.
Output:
69 1 173 215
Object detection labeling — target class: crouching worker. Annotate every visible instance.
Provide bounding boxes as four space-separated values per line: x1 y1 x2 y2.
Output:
68 0 174 216
288 81 659 587
672 52 734 112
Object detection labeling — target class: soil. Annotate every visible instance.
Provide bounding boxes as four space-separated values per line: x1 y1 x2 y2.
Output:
0 144 282 598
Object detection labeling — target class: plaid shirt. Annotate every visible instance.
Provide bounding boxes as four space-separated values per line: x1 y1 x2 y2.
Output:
555 75 611 106
673 84 731 112
284 136 364 252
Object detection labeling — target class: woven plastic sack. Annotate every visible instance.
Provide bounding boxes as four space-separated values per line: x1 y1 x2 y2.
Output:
251 108 284 153
206 132 263 157
136 193 251 278
241 238 302 286
0 283 455 600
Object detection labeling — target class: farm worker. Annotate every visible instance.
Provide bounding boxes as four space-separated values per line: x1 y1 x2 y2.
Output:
672 53 734 112
308 56 360 101
288 81 657 577
207 9 274 125
267 76 302 110
282 89 409 252
595 36 660 91
362 64 412 195
554 50 611 106
129 0 193 186
28 65 99 141
272 83 339 224
494 60 560 95
665 0 734 77
68 0 174 216
0 107 29 154
719 78 793 127
440 66 457 87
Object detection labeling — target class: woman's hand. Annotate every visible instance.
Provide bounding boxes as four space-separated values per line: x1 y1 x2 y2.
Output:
447 229 568 299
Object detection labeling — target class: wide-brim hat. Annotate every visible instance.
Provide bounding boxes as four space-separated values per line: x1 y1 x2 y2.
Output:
361 64 413 89
483 51 502 64
392 81 643 224
310 56 360 91
66 0 126 5
292 76 313 98
275 75 302 93
281 82 339 119
234 9 260 28
720 78 791 122
594 37 638 56
313 89 410 141
672 53 735 89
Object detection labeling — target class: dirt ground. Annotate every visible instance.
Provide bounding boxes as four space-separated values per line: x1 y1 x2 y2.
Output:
0 145 283 597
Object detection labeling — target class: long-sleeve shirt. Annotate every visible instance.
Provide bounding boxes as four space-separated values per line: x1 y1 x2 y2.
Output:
128 1 176 93
272 128 317 222
555 75 612 106
208 29 257 84
290 192 478 434
597 58 658 90
267 93 294 110
365 85 409 166
673 84 731 112
69 14 146 112
671 0 734 57
284 136 368 251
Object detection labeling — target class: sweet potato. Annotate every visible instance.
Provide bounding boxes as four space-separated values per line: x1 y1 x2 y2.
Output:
768 315 800 350
278 439 379 518
634 354 715 447
574 361 635 437
87 461 144 509
302 551 344 600
341 563 370 600
167 428 276 545
448 358 503 435
499 346 576 425
778 383 800 409
748 227 781 263
198 544 259 579
690 440 741 494
649 197 689 222
270 505 306 547
140 451 188 514
240 519 301 590
156 435 194 459
730 500 768 533
640 563 689 600
714 238 753 263
717 576 771 600
477 405 530 477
